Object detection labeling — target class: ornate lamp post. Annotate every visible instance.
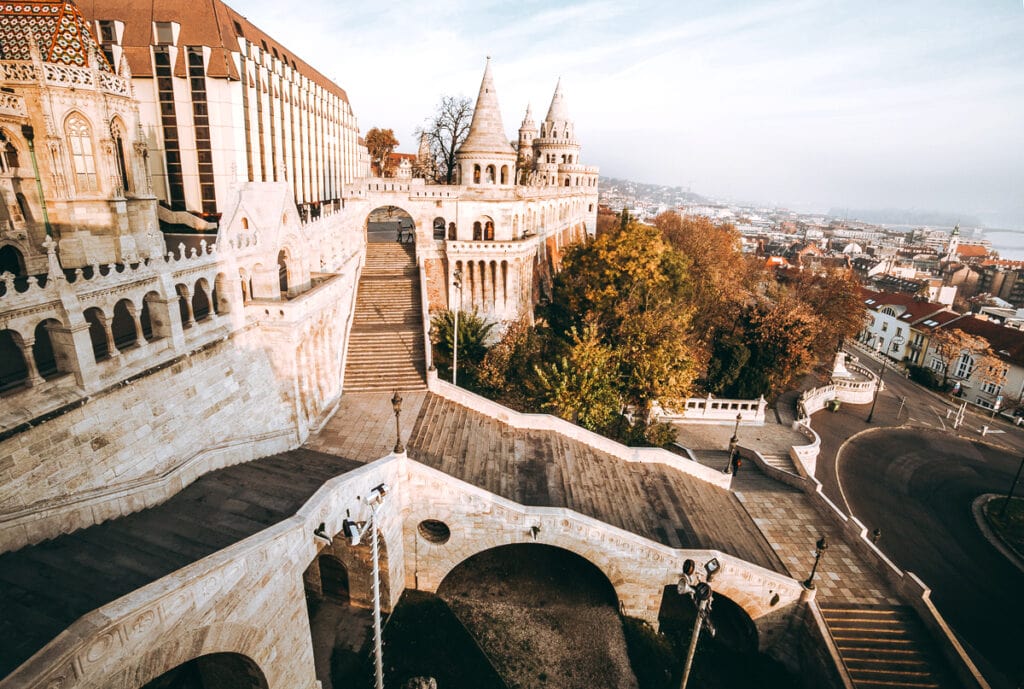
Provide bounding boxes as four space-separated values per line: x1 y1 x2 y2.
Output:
677 557 720 689
724 412 742 473
804 535 829 589
867 334 905 423
452 267 463 386
391 390 404 454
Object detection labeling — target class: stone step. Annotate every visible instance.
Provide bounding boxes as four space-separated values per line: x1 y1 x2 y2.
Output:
820 605 957 689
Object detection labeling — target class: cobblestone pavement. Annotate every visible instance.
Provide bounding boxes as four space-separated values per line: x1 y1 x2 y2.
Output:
306 391 427 461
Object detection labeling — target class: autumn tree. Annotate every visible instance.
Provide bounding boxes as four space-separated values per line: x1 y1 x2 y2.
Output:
476 317 547 409
779 265 865 359
535 323 622 431
928 328 989 388
365 127 399 177
415 95 473 184
974 351 1008 404
540 219 698 436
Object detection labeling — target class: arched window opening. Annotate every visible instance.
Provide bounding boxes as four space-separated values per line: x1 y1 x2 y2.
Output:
448 222 456 240
484 220 494 241
561 154 566 164
140 292 162 341
66 114 97 192
32 319 62 380
433 217 446 240
0 244 26 276
564 178 570 187
239 268 251 303
0 130 19 171
277 250 289 295
213 273 231 314
955 353 975 380
84 307 109 362
193 280 212 321
0 329 28 393
473 221 482 241
176 284 192 329
500 165 508 184
473 164 481 184
112 299 139 351
15 192 31 224
485 165 495 184
241 217 249 230
111 120 131 194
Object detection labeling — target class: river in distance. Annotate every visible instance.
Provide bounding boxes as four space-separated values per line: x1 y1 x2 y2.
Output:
982 228 1024 261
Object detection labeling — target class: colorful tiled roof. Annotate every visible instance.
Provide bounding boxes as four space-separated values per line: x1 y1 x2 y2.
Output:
0 1 111 70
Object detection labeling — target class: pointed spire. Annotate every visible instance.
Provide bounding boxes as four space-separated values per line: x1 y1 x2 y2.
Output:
544 77 570 124
458 57 516 156
522 102 534 126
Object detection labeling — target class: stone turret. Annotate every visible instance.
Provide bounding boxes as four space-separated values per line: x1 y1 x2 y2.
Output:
532 78 583 188
455 57 517 186
516 103 536 182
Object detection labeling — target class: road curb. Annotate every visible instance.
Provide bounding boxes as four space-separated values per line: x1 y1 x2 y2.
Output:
971 494 1024 576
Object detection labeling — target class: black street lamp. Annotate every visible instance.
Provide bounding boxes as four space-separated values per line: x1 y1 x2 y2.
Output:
677 558 719 689
867 334 905 423
391 390 404 454
724 412 742 473
1001 455 1024 519
804 535 829 589
452 267 463 386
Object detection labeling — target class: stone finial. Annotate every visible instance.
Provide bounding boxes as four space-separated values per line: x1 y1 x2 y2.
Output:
200 239 208 255
42 236 66 281
177 242 186 260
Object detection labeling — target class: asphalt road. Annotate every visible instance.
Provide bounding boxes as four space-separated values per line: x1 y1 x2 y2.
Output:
812 353 1024 689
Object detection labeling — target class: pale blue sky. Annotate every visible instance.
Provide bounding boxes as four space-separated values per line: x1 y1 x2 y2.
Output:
235 0 1023 228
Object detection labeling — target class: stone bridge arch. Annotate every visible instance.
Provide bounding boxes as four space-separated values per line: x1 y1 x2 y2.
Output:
79 623 291 689
401 464 804 650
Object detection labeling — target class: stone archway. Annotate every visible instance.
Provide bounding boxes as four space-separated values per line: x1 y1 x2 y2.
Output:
140 652 268 689
366 205 415 245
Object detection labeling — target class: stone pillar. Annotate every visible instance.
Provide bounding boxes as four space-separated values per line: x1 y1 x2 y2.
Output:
47 321 99 388
16 338 45 386
180 294 195 329
131 310 145 346
101 317 120 358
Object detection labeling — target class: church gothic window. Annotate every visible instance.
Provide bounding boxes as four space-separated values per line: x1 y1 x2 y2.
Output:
66 115 98 192
0 130 19 171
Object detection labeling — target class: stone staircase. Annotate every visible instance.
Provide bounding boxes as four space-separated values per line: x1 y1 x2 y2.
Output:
760 452 799 474
820 605 958 689
344 243 427 392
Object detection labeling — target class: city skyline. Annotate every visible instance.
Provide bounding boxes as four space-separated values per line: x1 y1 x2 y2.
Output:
232 0 1024 229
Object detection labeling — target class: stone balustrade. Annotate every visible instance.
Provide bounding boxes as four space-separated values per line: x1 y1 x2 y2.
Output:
0 91 26 118
0 60 130 97
657 395 767 425
428 374 732 489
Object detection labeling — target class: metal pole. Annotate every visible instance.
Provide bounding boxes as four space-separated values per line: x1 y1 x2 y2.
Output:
679 601 704 689
20 126 52 237
452 269 462 387
725 413 741 473
1001 455 1024 518
897 396 906 421
371 504 384 689
867 348 890 423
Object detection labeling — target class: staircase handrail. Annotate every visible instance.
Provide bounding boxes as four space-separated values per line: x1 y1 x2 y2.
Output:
417 254 433 372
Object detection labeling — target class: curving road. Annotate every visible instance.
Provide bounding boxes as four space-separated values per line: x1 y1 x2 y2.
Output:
834 425 1024 688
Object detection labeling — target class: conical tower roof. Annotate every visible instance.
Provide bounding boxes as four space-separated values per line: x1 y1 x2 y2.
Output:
544 77 571 124
522 103 535 126
458 58 516 156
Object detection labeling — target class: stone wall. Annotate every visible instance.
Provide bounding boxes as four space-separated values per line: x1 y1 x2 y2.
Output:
0 330 297 552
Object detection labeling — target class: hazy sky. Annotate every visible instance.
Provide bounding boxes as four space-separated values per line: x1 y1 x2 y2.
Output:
234 0 1023 228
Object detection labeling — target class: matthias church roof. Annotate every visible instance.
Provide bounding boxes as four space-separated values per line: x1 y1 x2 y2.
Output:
0 0 112 70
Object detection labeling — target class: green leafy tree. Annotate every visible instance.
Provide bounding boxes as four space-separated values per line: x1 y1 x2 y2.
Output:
430 309 495 390
476 317 546 408
535 323 622 431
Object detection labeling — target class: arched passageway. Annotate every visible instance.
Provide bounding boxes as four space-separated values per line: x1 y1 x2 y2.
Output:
139 652 268 689
366 205 414 244
436 544 630 689
0 244 25 276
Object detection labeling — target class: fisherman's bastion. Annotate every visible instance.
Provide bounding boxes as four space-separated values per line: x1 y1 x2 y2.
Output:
0 1 991 688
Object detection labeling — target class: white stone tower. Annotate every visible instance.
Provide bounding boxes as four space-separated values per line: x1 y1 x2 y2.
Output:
532 78 583 188
455 58 518 187
516 103 536 182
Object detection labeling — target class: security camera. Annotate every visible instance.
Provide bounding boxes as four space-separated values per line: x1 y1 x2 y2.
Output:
367 483 388 506
342 518 364 546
